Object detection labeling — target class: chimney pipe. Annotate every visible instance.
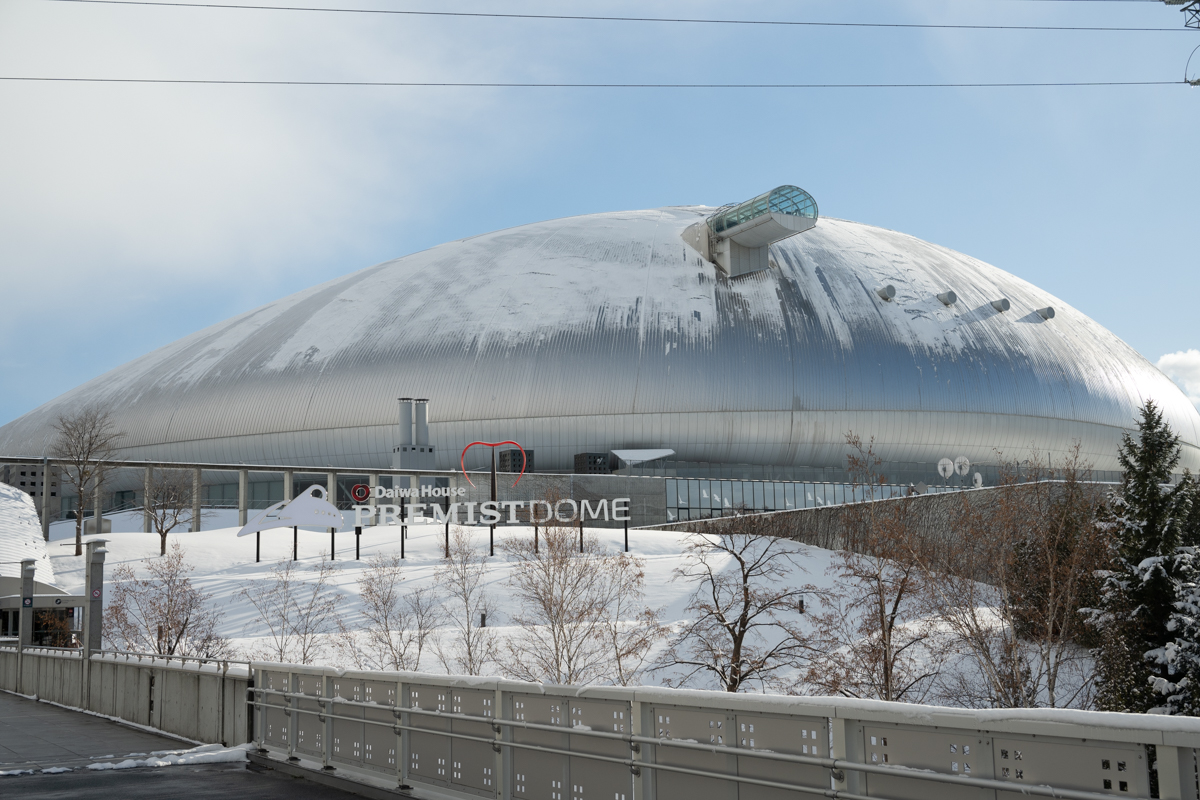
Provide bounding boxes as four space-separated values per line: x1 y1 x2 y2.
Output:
397 398 413 447
414 399 429 447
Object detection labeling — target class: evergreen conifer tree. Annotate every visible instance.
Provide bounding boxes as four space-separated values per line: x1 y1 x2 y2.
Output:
1091 401 1196 712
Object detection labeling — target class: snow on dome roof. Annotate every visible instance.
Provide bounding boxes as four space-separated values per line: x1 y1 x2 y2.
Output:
0 205 1197 477
0 482 56 588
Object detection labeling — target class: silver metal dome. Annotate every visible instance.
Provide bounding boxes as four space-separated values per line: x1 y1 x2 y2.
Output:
2 206 1197 475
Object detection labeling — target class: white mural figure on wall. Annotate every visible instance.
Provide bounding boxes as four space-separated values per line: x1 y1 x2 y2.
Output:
236 485 343 537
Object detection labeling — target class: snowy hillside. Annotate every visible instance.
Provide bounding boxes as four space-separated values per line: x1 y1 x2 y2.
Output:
43 511 1091 706
47 513 838 683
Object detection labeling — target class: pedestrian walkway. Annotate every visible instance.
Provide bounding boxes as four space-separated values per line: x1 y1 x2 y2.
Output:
0 691 373 799
0 689 185 772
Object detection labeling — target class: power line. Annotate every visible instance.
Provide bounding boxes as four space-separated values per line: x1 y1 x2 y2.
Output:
0 76 1184 88
29 0 1192 32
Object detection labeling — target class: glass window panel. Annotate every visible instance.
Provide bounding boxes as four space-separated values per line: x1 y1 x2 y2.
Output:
666 479 677 508
708 480 720 509
721 481 734 509
688 480 700 509
753 482 765 510
666 508 677 522
732 481 743 509
786 483 797 509
700 481 711 508
814 484 826 506
833 484 845 505
678 480 689 507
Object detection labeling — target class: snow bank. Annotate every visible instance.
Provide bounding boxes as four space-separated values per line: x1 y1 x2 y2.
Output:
86 743 252 770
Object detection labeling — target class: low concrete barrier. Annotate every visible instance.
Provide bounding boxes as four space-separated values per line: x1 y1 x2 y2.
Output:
0 646 250 746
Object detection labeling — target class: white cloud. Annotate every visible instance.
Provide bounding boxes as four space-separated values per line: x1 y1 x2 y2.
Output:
1158 350 1200 409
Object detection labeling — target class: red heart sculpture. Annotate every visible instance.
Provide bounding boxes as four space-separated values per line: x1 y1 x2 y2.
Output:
460 441 527 487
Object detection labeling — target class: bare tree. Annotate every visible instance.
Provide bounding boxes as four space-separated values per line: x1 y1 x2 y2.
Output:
51 404 123 556
435 527 498 676
805 434 945 703
334 553 442 671
925 445 1104 709
238 556 340 664
603 552 667 686
501 521 660 684
145 467 195 556
661 513 815 692
103 543 231 658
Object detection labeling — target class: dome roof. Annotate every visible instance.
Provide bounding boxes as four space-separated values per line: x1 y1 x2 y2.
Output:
1 206 1197 475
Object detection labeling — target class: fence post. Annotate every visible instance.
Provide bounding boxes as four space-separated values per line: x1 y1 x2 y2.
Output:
1156 745 1197 800
830 716 865 794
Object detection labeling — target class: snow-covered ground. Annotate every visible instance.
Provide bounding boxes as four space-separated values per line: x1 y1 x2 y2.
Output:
47 512 841 682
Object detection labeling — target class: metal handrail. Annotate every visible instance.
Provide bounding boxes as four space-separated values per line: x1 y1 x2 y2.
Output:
248 687 1148 800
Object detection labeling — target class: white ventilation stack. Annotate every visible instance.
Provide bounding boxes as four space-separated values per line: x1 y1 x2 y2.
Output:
397 397 413 446
392 397 435 470
414 399 429 447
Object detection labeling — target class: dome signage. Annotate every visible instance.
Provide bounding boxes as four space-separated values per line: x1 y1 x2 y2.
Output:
351 497 631 527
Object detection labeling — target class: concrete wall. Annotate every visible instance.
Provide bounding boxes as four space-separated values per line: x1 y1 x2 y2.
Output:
0 647 249 746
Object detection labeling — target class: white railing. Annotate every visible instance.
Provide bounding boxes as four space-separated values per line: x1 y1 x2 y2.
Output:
249 664 1200 800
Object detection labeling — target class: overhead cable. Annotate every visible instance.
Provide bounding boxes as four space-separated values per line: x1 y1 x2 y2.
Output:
0 76 1184 88
29 0 1191 32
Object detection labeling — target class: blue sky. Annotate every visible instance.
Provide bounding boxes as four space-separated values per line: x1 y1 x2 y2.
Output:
1 0 1199 425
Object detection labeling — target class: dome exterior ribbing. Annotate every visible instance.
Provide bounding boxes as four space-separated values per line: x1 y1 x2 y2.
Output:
0 206 1196 475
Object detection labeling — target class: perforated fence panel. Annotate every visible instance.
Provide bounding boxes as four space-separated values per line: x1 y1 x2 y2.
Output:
509 693 569 800
992 736 1150 798
407 683 451 787
651 704 739 800
294 671 324 758
450 687 497 796
566 697 632 800
735 712 829 800
259 669 291 752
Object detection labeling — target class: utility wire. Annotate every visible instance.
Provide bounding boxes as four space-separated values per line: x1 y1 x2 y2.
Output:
0 77 1184 88
29 0 1191 32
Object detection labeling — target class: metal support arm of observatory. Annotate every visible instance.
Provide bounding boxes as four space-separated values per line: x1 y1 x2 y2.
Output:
682 185 819 277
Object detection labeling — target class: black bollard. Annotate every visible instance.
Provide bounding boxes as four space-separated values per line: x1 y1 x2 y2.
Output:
624 519 629 553
355 525 361 560
330 527 335 560
293 526 298 561
256 531 260 563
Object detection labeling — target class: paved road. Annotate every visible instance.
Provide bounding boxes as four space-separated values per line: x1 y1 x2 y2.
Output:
0 691 365 798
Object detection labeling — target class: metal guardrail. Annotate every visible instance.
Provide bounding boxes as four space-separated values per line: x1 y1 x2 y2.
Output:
248 664 1200 800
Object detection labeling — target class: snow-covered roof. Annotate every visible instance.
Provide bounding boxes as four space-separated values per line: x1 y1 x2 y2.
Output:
1 206 1197 475
0 482 56 587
